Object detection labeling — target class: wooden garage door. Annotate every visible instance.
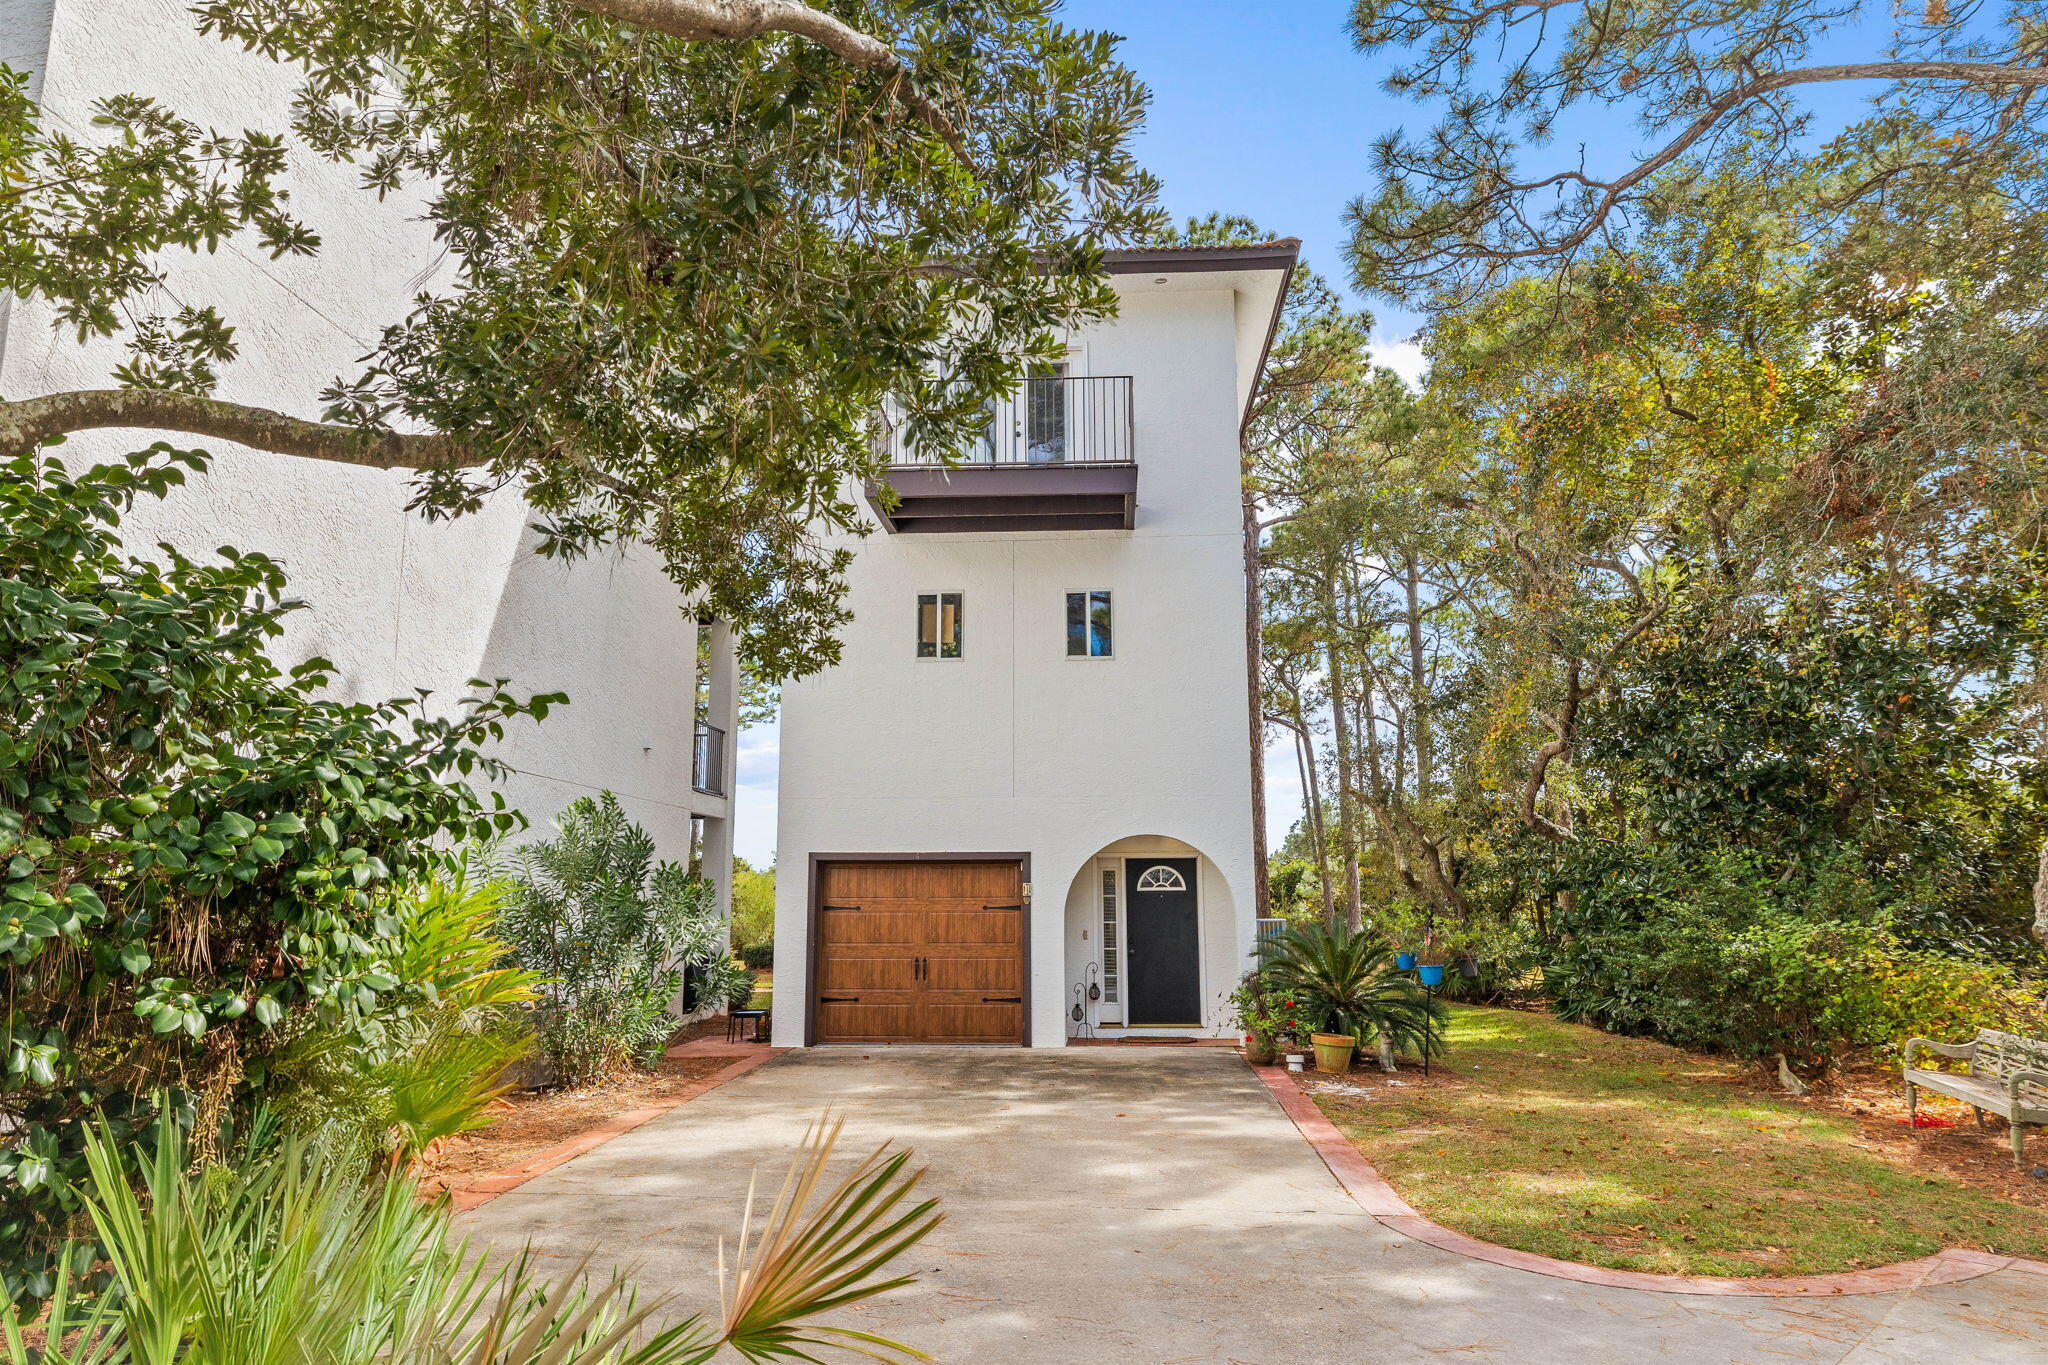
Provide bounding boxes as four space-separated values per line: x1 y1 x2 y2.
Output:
814 861 1025 1045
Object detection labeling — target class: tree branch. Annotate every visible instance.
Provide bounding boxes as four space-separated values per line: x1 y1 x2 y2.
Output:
0 390 481 470
569 0 967 157
1383 58 2048 268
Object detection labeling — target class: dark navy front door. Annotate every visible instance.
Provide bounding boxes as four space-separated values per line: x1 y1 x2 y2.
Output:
1125 858 1199 1026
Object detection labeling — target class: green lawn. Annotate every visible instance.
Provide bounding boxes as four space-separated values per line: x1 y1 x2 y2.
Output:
1308 1005 2048 1276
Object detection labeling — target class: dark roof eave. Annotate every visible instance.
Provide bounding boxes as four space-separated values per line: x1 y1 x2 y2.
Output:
1102 239 1302 277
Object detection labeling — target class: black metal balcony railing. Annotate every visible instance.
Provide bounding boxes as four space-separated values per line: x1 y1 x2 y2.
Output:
691 722 726 797
874 375 1134 467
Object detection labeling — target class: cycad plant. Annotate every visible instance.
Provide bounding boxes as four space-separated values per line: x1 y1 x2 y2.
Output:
1255 923 1447 1060
5 1115 939 1365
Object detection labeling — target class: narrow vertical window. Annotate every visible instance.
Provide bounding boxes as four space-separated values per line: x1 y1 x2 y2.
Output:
1065 590 1112 657
917 591 963 659
1099 864 1120 1004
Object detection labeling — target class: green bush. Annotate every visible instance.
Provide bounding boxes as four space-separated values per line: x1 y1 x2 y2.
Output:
499 793 720 1084
1543 848 2045 1066
0 448 549 1304
740 940 775 969
730 856 775 951
697 955 759 1013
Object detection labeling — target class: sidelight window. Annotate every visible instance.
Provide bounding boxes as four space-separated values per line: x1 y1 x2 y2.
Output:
1065 590 1112 658
1099 864 1120 1006
917 591 963 659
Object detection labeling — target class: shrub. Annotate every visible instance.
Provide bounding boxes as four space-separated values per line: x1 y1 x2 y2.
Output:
730 856 775 950
740 940 775 969
499 793 720 1084
0 448 549 1304
698 955 759 1013
1543 847 2045 1067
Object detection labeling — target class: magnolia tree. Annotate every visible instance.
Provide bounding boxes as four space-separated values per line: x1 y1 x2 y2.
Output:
0 0 1164 679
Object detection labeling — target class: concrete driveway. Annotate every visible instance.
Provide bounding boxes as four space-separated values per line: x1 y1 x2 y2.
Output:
459 1048 2048 1364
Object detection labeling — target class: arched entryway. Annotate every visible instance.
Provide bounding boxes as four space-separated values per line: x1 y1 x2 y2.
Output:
1061 835 1239 1039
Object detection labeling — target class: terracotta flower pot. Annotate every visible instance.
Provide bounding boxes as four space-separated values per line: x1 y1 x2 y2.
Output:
1244 1034 1278 1066
1310 1032 1356 1074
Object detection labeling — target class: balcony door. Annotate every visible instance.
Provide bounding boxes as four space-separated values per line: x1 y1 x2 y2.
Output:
977 349 1081 464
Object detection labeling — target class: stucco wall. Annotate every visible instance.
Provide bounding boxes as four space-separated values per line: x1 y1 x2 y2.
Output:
774 281 1261 1047
2 0 720 867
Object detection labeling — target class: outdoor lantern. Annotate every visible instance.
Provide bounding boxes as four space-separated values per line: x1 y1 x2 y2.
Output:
1417 963 1445 987
1395 952 1417 970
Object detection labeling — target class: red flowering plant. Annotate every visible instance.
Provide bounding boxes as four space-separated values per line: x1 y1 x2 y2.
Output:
1227 974 1303 1048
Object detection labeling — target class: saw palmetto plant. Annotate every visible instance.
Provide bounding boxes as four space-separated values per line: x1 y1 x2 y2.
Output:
3 1113 938 1365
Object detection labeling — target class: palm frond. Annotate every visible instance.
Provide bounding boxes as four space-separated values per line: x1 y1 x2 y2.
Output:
719 1116 942 1363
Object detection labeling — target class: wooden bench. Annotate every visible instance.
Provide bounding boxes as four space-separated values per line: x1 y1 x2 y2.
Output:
1903 1028 2048 1166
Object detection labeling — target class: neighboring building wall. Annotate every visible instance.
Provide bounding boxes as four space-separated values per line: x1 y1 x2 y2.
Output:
1 0 729 875
774 277 1265 1047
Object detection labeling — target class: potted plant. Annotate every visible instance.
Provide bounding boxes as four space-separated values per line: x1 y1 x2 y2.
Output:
1227 974 1294 1066
1255 923 1449 1074
1394 951 1417 970
1416 928 1447 986
1310 1030 1357 1073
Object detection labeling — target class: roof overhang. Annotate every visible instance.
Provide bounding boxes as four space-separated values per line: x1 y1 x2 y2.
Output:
1102 239 1299 437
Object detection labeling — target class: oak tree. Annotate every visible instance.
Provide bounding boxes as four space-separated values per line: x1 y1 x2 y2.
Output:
1 0 1164 677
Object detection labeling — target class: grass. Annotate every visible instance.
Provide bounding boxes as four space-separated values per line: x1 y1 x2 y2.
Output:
1307 1005 2048 1277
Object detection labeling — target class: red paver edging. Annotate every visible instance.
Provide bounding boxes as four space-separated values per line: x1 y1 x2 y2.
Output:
1251 1060 2048 1298
449 1048 787 1212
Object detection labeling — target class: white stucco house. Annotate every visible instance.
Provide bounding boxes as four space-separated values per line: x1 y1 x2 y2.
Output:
773 241 1298 1047
1 0 738 909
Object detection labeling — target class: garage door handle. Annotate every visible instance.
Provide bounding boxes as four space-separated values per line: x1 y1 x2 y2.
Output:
982 996 1022 1004
820 996 860 1003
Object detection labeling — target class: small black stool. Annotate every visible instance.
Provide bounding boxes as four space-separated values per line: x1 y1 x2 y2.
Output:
726 1008 769 1044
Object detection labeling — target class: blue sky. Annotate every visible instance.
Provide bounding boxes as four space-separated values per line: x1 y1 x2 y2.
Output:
729 0 1896 866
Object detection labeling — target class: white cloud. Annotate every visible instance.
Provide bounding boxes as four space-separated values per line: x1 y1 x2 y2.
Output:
1371 336 1429 390
731 713 781 865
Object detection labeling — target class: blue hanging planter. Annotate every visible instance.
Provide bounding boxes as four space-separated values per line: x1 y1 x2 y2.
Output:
1395 952 1417 970
1417 963 1446 987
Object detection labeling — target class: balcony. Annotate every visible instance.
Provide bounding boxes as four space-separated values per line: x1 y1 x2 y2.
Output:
691 722 726 797
867 375 1136 534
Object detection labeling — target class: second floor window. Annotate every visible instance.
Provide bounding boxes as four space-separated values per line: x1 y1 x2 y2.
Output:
917 591 963 659
1066 590 1112 658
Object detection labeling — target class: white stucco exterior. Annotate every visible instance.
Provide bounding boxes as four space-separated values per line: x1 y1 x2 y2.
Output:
2 0 734 895
774 251 1294 1046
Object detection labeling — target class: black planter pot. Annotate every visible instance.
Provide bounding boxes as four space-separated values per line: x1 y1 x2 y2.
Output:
1456 956 1480 980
